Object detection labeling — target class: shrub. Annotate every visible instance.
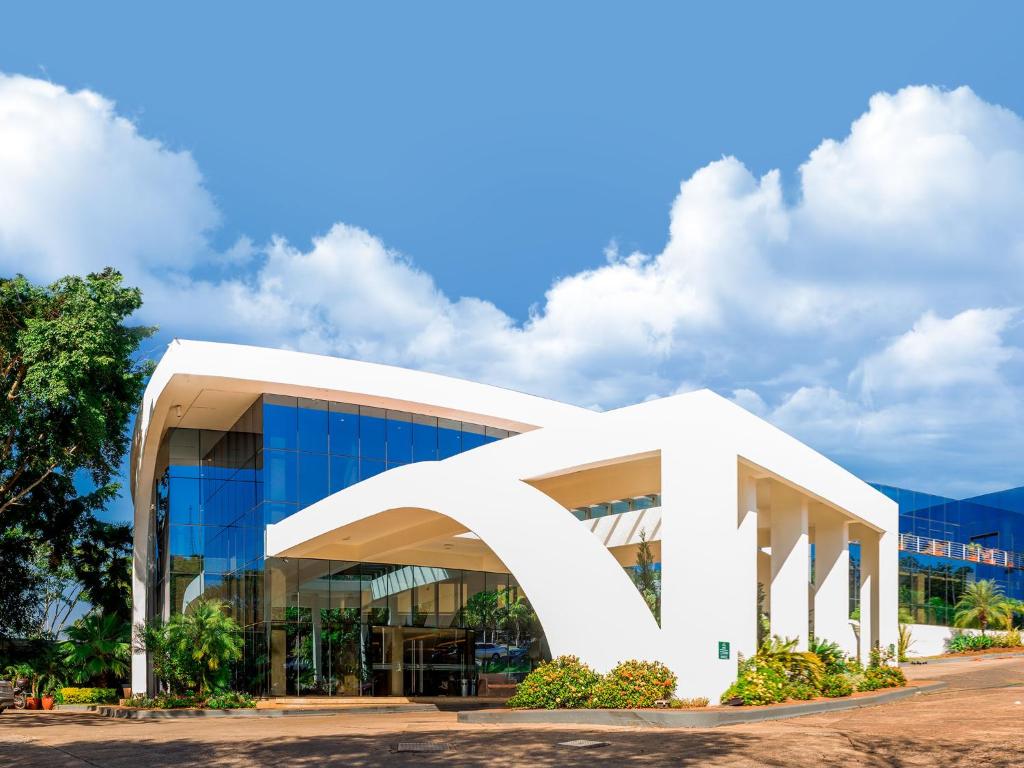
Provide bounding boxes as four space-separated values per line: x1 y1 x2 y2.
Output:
820 673 854 698
993 629 1022 648
758 636 824 688
588 660 676 709
857 666 906 692
670 697 709 708
720 659 788 706
809 637 845 674
59 687 119 704
506 655 601 709
784 681 817 701
947 633 994 653
130 692 203 709
206 691 257 710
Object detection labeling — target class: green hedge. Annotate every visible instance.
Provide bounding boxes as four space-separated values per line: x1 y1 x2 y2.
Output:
60 687 119 704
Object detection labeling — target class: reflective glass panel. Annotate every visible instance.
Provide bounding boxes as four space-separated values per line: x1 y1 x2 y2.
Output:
297 398 328 453
298 452 329 509
412 416 438 461
386 411 412 463
360 408 386 459
329 455 359 494
263 396 297 451
328 403 359 456
264 449 297 502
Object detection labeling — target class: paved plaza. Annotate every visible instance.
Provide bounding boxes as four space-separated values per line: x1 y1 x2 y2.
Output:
1 656 1022 767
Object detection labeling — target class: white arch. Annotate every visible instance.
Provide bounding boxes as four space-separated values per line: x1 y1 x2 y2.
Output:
269 461 662 673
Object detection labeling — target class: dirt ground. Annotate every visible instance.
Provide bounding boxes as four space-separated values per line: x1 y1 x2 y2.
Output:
1 656 1022 767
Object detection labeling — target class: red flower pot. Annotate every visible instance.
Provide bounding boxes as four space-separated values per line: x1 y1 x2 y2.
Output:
26 697 41 710
41 696 55 711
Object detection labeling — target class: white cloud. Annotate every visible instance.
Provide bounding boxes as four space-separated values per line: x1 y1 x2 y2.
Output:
853 308 1018 399
4 75 1024 494
0 73 218 281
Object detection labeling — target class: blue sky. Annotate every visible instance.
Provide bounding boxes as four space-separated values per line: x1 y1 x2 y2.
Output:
3 2 1024 521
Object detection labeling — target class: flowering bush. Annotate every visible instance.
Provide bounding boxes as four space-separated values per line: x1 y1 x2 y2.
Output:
856 665 905 692
820 673 854 698
720 659 788 706
588 660 677 709
995 629 1023 648
506 655 600 709
59 687 119 704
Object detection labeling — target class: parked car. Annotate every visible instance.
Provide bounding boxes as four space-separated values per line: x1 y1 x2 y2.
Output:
474 642 509 663
0 680 14 713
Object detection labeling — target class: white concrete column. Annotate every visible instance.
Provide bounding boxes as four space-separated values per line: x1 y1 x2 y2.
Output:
736 472 759 660
878 529 899 655
130 502 150 695
661 442 743 701
813 511 852 655
311 593 323 685
770 486 810 649
858 527 879 663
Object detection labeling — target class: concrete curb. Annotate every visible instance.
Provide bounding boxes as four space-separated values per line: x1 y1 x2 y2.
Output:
457 682 946 728
94 703 438 719
903 651 1024 667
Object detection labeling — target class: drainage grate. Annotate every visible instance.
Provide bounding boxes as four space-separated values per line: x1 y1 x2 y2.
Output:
558 739 609 749
395 742 450 753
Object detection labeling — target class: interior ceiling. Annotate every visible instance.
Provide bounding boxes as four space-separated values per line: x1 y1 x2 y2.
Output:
524 452 661 509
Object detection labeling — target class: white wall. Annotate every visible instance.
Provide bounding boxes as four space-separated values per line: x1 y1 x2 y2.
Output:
905 623 984 657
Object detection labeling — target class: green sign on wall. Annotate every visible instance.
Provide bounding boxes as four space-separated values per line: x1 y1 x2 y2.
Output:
718 641 730 660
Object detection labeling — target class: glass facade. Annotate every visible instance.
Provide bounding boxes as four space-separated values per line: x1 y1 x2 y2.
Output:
873 483 1024 626
146 394 538 696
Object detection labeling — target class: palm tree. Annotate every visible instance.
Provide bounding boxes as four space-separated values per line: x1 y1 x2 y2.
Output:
498 593 535 647
954 579 1011 636
61 612 130 687
166 599 243 694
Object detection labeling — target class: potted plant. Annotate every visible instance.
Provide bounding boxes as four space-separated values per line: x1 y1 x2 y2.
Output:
3 663 33 694
26 675 44 710
39 674 61 710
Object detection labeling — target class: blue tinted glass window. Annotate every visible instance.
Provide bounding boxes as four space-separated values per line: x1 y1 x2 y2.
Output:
386 460 408 472
438 420 461 459
386 411 412 463
263 502 298 525
263 397 297 450
412 418 438 461
264 449 297 502
360 408 386 459
328 403 359 456
298 452 329 509
169 525 203 573
330 455 359 493
169 477 202 525
361 458 386 480
297 399 328 453
461 429 487 451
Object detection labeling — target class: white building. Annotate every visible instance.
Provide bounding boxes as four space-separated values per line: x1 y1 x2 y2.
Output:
131 340 898 702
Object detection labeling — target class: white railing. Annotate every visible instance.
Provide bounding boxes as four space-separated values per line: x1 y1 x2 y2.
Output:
898 532 1024 569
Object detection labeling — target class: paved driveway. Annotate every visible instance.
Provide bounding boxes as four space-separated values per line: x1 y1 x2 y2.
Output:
1 656 1022 767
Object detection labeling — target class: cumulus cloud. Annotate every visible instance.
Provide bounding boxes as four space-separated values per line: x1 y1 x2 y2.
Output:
0 73 218 280
3 75 1024 493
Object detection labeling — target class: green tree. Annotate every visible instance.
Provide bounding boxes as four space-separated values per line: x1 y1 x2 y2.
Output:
954 579 1011 636
462 590 501 643
61 612 131 687
498 590 535 647
632 528 660 623
163 599 244 694
0 270 153 634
